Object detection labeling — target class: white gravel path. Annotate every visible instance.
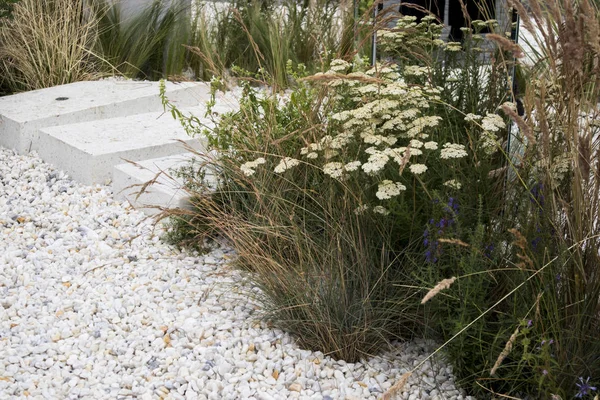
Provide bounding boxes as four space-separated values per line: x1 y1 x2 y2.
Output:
0 147 472 400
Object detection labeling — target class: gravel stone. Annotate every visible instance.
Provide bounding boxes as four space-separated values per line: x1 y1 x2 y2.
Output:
0 147 474 400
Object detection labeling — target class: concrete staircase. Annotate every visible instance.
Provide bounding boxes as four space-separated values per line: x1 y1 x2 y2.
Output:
0 80 238 215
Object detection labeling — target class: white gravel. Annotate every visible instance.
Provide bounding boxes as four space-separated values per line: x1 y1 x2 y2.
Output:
0 147 473 400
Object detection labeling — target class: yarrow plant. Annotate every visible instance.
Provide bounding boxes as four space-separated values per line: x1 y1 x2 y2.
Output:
291 54 492 221
240 157 266 176
273 157 300 173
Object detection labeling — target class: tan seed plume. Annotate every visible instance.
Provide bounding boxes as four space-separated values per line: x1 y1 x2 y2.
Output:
421 277 457 304
487 33 524 58
490 326 520 376
500 103 535 145
382 372 412 400
438 238 470 247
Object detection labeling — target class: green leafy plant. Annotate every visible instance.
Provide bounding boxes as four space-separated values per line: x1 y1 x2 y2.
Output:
160 11 513 365
407 0 600 398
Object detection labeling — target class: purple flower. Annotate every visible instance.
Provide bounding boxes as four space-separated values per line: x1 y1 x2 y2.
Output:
530 182 545 205
444 197 459 214
543 369 548 376
424 248 438 263
484 244 494 259
527 319 533 328
575 377 597 398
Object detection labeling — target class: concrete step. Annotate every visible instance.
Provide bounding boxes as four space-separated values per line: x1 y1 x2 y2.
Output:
0 80 209 154
0 79 241 214
35 109 209 186
112 153 198 215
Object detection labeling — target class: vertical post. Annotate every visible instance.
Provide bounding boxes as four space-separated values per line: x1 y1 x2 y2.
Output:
371 1 384 65
506 6 520 158
354 0 359 52
503 3 521 193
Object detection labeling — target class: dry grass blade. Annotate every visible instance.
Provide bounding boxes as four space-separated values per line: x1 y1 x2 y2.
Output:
508 228 533 270
185 44 224 80
231 7 265 67
474 381 524 399
301 72 383 85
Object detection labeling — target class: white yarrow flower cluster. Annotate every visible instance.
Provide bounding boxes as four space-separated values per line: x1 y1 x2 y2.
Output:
409 139 424 148
424 141 438 150
354 204 369 215
362 152 390 175
240 157 266 176
329 59 351 73
274 157 300 173
406 116 442 138
330 132 354 149
373 206 390 215
322 162 345 179
440 143 468 159
403 65 429 76
301 143 323 154
445 41 462 52
376 180 406 200
480 131 499 155
443 179 462 189
306 47 474 207
366 64 400 80
481 113 506 132
464 113 482 122
344 161 362 171
409 163 428 175
331 110 352 122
